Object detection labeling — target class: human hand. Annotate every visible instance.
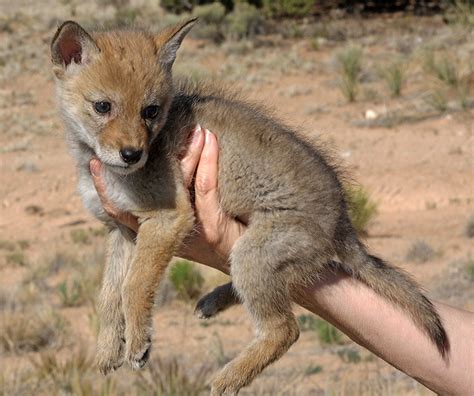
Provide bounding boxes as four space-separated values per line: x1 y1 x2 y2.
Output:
89 125 246 273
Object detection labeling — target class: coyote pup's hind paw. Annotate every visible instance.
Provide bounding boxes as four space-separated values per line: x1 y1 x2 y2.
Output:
125 335 151 370
195 282 239 319
96 331 125 375
210 365 243 396
194 293 221 319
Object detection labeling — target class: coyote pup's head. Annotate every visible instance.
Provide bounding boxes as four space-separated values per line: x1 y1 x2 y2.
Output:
51 19 196 174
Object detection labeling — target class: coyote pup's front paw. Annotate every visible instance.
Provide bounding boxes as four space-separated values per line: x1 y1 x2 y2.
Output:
96 328 125 375
125 330 152 370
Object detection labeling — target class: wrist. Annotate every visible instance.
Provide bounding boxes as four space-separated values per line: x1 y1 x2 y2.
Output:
179 239 230 274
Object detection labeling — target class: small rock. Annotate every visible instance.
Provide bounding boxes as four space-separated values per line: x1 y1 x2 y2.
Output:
365 109 378 120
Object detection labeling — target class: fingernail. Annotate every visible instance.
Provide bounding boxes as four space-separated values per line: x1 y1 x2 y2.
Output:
205 129 212 144
192 124 202 144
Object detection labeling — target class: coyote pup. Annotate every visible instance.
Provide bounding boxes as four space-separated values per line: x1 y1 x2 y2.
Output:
51 19 448 395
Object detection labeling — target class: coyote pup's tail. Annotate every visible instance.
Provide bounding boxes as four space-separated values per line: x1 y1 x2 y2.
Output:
336 234 449 359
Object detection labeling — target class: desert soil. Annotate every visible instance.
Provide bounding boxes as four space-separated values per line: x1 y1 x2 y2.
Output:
0 1 472 395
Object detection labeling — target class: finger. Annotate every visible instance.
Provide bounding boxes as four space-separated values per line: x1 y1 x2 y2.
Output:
90 159 107 201
195 129 219 197
194 130 223 245
180 125 205 187
90 159 116 216
90 159 139 232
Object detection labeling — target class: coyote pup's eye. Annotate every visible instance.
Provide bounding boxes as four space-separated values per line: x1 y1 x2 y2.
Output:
94 101 111 114
142 105 159 120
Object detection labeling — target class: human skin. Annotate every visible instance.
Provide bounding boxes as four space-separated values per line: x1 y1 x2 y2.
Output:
90 126 473 396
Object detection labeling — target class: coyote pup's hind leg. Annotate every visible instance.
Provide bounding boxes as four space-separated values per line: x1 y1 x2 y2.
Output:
96 227 135 375
210 220 325 395
122 205 194 370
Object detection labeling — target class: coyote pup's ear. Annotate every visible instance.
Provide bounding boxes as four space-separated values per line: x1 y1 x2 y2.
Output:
155 18 197 71
51 21 99 75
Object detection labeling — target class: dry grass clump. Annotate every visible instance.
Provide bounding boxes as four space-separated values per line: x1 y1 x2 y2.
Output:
432 257 474 306
70 228 92 245
444 0 474 27
405 240 436 263
5 251 27 266
380 60 405 97
22 249 103 308
336 45 363 102
0 367 39 396
1 238 30 267
465 215 474 238
0 281 43 312
57 278 88 308
56 259 102 308
468 258 474 280
0 307 67 354
422 50 473 111
136 354 211 396
424 51 460 88
31 348 115 395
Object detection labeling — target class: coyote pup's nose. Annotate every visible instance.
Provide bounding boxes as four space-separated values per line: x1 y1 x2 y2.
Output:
120 148 143 164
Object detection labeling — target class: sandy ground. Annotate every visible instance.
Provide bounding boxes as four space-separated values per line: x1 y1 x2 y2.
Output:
0 2 473 395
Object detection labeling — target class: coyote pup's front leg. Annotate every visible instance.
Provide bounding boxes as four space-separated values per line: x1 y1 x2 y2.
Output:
122 203 194 369
96 227 135 375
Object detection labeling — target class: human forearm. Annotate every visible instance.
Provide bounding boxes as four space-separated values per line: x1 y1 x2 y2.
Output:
293 269 473 395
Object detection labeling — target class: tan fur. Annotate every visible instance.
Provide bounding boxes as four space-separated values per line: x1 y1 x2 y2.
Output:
51 19 448 395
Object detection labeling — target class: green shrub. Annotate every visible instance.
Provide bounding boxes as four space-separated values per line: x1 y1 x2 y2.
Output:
297 313 318 332
337 347 362 363
336 45 363 102
193 3 227 42
345 186 377 236
315 318 343 345
262 0 315 17
297 314 344 345
194 2 227 23
160 0 195 14
225 2 263 39
169 260 204 300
